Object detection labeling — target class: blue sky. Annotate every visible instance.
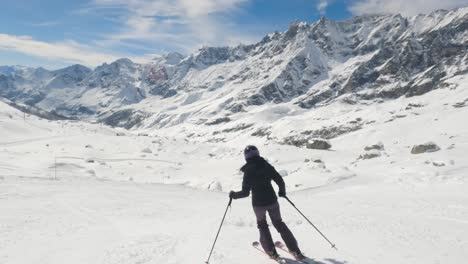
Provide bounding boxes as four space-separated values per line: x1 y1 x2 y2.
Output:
0 0 465 69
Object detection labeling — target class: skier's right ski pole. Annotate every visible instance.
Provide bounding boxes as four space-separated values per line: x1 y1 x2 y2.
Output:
284 196 337 250
205 198 233 263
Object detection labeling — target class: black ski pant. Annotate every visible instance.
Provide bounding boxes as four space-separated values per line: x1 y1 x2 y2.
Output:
253 201 301 254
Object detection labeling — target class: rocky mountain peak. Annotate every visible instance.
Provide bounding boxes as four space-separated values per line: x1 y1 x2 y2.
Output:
162 52 186 65
285 21 309 39
53 64 91 76
111 58 135 67
0 66 17 76
191 46 232 68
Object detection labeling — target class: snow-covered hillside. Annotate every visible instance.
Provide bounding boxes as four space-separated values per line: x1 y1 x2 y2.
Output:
3 71 467 190
1 71 468 263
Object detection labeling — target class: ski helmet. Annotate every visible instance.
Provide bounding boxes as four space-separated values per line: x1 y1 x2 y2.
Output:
244 145 260 160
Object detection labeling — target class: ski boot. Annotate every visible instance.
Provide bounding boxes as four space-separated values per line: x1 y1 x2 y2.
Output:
266 250 280 259
290 251 306 261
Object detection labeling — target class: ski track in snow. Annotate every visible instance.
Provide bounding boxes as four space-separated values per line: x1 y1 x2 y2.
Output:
0 135 73 147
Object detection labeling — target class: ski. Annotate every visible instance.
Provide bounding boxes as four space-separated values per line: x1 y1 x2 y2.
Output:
274 241 310 263
252 241 287 263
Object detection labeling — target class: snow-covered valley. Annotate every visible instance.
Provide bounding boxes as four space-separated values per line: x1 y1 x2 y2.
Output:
1 71 468 263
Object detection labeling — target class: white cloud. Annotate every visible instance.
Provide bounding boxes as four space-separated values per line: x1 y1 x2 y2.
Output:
90 0 256 52
0 34 150 67
349 0 468 16
93 0 247 17
317 0 332 14
178 0 247 17
31 21 61 27
0 0 266 67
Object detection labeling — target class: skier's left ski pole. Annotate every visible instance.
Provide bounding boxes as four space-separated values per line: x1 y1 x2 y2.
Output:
205 197 233 264
284 196 337 250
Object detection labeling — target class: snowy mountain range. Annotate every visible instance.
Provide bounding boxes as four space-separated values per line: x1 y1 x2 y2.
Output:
1 8 467 142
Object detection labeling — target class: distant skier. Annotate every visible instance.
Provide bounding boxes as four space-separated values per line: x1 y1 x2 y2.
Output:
229 145 305 259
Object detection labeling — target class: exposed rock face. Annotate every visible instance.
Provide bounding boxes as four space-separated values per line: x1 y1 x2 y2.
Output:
141 148 152 154
364 143 385 151
300 122 364 140
359 150 382 160
212 123 253 135
453 98 468 108
306 139 332 150
99 109 148 129
206 117 231 126
296 10 468 108
251 128 272 138
411 142 441 154
432 161 446 167
283 136 331 150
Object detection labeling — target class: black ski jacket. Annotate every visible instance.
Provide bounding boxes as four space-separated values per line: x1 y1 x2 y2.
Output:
231 156 286 207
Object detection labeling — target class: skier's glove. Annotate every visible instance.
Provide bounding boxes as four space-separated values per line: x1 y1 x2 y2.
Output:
229 191 236 199
278 190 286 197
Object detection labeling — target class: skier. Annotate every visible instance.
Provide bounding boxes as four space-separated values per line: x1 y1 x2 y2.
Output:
229 145 305 260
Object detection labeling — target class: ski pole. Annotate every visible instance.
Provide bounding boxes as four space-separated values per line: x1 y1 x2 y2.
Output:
284 196 337 250
205 198 233 263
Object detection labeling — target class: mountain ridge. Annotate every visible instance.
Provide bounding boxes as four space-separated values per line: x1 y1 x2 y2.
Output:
1 8 467 137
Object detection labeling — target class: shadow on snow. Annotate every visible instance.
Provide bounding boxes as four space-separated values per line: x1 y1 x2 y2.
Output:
282 257 348 264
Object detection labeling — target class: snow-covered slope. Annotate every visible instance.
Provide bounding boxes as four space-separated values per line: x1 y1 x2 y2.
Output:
2 75 467 189
1 76 468 263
